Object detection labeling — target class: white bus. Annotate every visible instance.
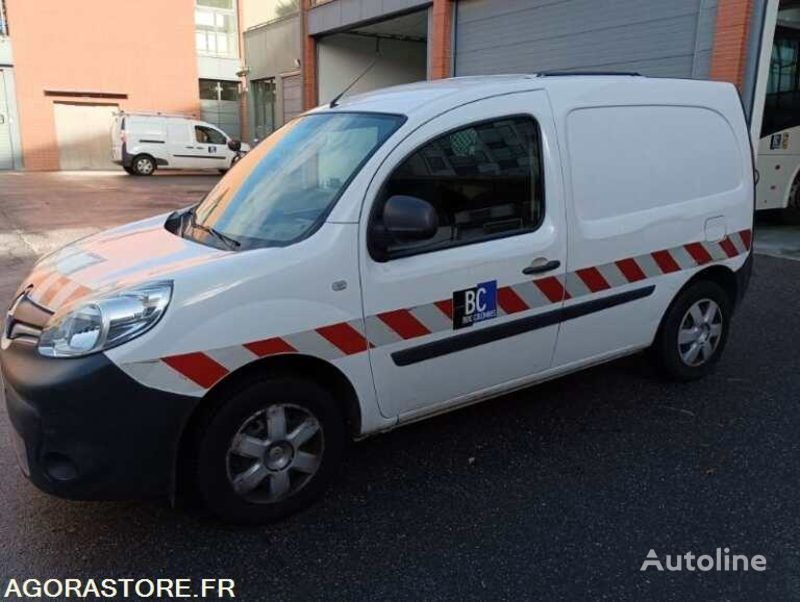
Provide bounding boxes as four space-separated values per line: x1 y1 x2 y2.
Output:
757 23 800 218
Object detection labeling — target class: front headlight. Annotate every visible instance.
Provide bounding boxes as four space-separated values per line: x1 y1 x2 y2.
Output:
38 281 172 358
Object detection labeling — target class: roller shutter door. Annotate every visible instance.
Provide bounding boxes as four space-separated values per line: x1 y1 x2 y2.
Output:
282 73 302 123
455 0 718 79
0 70 13 170
53 102 117 171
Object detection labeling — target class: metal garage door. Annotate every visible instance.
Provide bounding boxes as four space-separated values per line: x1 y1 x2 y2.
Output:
455 0 718 79
0 69 13 170
282 73 302 123
53 102 117 170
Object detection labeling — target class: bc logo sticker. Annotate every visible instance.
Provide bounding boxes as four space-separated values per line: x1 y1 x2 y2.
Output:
452 280 498 330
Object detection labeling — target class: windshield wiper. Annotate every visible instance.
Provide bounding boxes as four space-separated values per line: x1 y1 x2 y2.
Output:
189 210 241 250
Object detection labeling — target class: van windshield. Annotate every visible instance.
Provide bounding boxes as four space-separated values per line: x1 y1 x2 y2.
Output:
185 112 405 250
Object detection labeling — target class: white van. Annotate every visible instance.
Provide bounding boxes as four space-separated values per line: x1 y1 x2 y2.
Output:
111 112 250 176
3 75 754 523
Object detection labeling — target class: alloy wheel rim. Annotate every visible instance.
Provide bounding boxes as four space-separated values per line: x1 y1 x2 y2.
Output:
226 403 323 503
137 159 153 174
678 298 723 367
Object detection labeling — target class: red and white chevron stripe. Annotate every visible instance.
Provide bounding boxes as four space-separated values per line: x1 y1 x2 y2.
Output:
125 230 752 394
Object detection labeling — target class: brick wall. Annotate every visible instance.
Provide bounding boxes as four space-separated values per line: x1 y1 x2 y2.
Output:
430 0 454 80
5 0 200 170
302 0 318 110
710 0 755 89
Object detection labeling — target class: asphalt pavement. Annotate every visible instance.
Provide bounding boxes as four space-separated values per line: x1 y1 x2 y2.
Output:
0 173 799 600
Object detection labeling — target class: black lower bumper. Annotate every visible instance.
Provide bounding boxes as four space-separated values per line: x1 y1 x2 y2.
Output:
1 341 199 501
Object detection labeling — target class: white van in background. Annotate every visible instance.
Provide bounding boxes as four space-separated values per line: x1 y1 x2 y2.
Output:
111 112 250 176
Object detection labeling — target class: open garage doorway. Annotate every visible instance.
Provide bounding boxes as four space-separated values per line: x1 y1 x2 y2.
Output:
316 10 428 105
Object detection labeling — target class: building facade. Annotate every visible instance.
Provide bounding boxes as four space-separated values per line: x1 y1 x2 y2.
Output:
1 0 245 171
0 0 784 170
300 0 763 111
240 0 303 143
294 0 783 152
0 0 22 170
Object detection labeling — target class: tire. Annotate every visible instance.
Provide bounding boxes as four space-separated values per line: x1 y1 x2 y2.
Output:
123 165 136 175
652 280 733 382
218 154 241 175
780 174 800 224
194 377 346 524
131 154 156 176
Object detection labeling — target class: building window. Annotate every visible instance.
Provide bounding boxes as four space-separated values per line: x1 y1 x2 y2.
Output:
0 0 8 36
196 0 237 57
199 79 240 102
252 78 276 141
242 0 298 30
377 117 544 258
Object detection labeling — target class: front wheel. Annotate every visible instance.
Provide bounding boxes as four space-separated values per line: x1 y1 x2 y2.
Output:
652 280 733 381
195 377 346 524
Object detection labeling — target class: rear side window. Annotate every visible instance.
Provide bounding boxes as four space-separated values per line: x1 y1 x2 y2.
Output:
378 116 544 257
567 106 743 221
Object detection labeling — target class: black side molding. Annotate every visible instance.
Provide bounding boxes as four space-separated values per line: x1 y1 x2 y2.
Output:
391 285 656 367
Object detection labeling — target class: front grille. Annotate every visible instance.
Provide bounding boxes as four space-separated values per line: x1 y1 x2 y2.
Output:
4 294 52 343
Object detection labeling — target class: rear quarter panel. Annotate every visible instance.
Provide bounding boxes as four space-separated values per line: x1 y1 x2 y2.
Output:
549 79 754 366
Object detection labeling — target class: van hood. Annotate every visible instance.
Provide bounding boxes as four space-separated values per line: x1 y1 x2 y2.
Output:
18 213 229 312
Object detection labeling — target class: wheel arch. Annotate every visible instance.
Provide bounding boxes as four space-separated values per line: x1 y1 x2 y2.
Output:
781 161 800 210
172 353 362 501
652 264 739 347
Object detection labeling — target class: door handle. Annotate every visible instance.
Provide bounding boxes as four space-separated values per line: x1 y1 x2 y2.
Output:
522 258 561 275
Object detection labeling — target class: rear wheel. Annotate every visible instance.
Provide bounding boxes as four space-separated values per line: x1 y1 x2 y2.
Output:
653 280 732 381
195 377 346 524
781 174 800 224
131 154 156 176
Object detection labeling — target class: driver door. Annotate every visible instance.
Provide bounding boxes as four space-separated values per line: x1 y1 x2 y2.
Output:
187 124 229 169
360 90 567 420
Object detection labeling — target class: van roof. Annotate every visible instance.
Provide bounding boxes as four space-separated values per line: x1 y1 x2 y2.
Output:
118 112 197 120
311 74 739 121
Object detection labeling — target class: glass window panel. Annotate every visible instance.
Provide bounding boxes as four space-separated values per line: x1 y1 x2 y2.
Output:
379 117 544 257
197 0 233 8
191 113 404 248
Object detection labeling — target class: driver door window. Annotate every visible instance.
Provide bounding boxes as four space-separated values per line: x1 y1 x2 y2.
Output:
195 125 227 145
377 117 544 258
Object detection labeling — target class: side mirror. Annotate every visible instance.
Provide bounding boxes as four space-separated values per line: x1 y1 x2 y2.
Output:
382 195 438 241
227 139 242 152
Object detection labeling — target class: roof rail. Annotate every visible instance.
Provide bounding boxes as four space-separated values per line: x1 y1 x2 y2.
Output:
115 110 197 119
537 71 642 77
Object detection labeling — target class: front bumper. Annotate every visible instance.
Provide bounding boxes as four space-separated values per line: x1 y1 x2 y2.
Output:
1 341 199 501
